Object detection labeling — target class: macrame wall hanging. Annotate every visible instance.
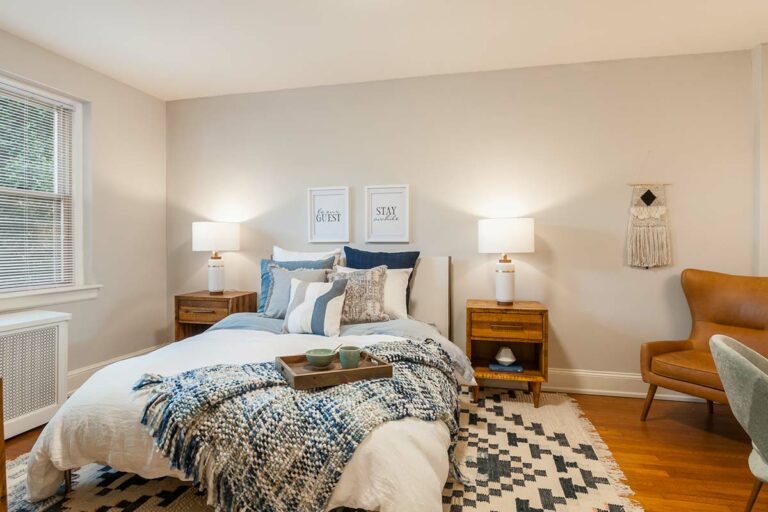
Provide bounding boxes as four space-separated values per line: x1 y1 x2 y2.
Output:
626 184 671 268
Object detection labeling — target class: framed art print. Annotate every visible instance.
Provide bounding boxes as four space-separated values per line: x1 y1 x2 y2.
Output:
365 184 409 243
308 186 349 243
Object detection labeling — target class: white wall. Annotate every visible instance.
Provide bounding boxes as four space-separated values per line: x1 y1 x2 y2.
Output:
166 50 755 377
0 29 168 371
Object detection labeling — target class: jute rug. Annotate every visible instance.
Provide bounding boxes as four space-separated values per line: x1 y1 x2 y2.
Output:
8 389 641 511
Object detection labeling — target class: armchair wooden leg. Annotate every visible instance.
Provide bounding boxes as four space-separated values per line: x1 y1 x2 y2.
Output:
640 384 657 421
745 479 763 512
64 469 72 494
707 400 714 414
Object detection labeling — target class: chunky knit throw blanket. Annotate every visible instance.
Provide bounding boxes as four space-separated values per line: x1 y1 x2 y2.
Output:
133 339 461 512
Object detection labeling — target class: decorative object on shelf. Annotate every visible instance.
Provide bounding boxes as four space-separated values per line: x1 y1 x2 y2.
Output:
626 184 671 268
495 346 516 366
365 185 409 242
478 217 535 305
466 299 548 407
307 187 350 243
192 221 240 295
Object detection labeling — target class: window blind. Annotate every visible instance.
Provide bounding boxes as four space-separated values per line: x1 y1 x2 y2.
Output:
0 83 74 293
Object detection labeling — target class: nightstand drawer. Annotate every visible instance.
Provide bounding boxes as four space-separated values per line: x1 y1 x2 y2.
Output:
178 303 228 323
470 312 543 340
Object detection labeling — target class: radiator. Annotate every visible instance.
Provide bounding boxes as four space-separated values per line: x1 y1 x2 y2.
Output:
0 310 70 439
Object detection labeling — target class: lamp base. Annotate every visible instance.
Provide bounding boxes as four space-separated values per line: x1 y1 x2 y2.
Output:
494 260 515 304
208 258 225 295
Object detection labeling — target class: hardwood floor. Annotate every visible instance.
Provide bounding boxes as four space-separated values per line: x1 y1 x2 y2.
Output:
574 394 766 512
5 427 42 462
5 395 765 511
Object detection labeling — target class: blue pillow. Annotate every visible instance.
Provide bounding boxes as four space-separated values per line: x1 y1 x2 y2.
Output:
258 256 335 312
343 246 420 310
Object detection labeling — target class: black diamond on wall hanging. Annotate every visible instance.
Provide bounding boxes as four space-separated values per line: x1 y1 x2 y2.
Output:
640 189 657 206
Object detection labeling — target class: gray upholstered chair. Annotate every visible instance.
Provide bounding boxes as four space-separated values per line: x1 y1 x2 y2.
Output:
710 335 768 512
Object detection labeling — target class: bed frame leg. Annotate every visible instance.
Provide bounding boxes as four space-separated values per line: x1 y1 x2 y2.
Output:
64 469 72 494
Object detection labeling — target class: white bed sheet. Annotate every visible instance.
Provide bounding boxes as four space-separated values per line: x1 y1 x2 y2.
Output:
27 329 458 512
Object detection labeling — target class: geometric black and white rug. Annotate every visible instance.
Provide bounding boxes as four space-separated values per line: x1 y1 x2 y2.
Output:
8 389 642 512
443 390 642 511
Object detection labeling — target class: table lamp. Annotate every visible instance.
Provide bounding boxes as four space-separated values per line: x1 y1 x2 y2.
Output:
478 217 535 304
192 221 240 295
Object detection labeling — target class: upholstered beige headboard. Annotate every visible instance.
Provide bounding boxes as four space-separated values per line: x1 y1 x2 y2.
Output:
409 256 452 339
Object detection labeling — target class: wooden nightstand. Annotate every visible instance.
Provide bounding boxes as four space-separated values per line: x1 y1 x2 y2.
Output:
466 299 548 407
174 291 257 341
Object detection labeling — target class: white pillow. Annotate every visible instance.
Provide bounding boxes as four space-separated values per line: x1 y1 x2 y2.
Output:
283 278 348 336
335 265 412 320
273 245 341 264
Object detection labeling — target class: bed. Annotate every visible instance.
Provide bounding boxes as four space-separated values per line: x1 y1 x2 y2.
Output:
26 256 474 512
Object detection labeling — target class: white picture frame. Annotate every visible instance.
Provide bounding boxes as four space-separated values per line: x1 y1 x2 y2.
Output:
308 186 350 243
365 184 409 243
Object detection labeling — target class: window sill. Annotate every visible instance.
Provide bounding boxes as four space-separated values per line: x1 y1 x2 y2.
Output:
0 284 102 313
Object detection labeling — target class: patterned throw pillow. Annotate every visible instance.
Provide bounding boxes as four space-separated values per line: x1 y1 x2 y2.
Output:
258 257 335 312
283 279 348 336
328 265 390 324
264 266 329 319
335 265 412 320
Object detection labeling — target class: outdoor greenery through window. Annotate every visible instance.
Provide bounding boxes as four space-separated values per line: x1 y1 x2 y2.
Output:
0 81 75 292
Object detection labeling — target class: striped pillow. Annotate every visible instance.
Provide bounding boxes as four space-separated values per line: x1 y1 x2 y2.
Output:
283 278 348 336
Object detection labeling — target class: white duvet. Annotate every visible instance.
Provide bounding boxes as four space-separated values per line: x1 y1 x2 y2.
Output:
27 327 470 511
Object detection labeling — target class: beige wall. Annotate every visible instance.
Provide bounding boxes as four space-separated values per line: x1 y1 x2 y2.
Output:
167 51 754 375
0 29 168 370
754 44 768 275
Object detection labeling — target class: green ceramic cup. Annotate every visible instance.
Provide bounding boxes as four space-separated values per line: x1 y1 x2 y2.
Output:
339 346 361 369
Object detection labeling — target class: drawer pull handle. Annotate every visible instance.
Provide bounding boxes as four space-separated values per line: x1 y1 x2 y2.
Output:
490 323 523 331
185 308 216 314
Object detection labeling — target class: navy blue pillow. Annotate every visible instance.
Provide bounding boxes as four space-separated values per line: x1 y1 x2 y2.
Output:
258 257 335 312
343 246 420 310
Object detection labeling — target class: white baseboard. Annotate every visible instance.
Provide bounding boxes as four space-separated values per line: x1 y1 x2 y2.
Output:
543 367 703 402
67 344 167 394
68 351 701 403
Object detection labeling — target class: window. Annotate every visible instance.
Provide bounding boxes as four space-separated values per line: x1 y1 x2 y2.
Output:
0 77 91 302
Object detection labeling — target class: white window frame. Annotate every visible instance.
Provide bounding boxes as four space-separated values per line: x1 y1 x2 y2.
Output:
0 73 100 312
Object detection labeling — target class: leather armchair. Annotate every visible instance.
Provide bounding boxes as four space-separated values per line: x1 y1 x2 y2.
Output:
640 268 768 421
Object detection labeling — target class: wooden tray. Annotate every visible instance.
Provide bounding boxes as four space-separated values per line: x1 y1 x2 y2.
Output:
276 351 393 390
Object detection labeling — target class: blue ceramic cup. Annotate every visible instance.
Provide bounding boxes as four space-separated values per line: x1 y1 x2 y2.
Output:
339 346 361 369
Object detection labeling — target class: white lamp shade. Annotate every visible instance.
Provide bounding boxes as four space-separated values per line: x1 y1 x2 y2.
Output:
192 222 240 252
478 218 535 254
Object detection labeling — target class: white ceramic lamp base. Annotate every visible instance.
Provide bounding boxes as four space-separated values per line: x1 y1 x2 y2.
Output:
208 257 225 295
495 261 515 304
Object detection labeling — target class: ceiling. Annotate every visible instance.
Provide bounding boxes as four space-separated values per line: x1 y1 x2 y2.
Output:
1 1 768 101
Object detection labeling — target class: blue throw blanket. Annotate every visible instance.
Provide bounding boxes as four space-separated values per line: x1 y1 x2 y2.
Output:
133 338 461 512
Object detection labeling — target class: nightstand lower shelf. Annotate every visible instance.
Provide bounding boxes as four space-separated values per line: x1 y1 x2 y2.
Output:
472 364 544 405
473 366 545 382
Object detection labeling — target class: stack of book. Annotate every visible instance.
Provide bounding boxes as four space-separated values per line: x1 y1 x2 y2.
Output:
488 362 524 373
